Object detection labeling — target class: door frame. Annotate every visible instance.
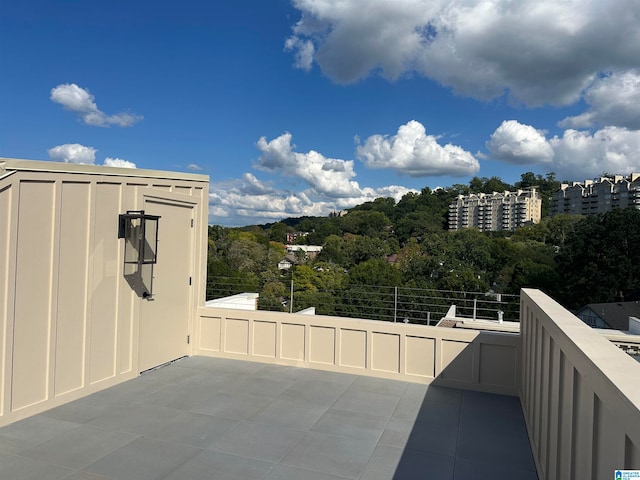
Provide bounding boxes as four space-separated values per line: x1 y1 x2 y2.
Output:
136 190 200 372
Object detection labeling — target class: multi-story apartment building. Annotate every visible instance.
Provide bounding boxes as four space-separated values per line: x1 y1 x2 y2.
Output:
448 189 541 231
551 173 640 216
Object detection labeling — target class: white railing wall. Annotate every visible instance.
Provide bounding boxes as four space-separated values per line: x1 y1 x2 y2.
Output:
196 306 520 396
520 288 640 480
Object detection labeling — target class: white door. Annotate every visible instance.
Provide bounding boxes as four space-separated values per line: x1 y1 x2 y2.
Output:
138 197 194 372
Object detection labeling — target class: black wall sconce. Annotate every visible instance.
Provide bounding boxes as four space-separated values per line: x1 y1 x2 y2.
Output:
118 210 160 298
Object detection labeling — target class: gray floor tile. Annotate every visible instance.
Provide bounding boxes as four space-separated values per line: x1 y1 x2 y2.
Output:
163 449 274 480
423 384 463 405
149 410 238 448
20 425 137 469
87 404 183 437
0 357 536 480
456 427 536 472
349 376 408 397
332 389 400 418
310 409 387 442
0 415 80 454
42 396 116 424
265 464 350 480
62 472 112 480
379 416 414 448
85 437 200 480
0 452 74 480
184 357 266 375
254 364 309 382
281 431 377 479
279 378 350 406
453 457 539 480
414 399 461 427
392 447 455 479
193 391 272 420
222 376 294 398
402 416 459 456
249 396 329 430
299 368 357 386
211 421 305 462
360 444 403 480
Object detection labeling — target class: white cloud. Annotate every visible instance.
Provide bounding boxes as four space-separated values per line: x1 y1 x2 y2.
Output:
208 174 415 226
287 0 640 106
50 83 142 127
187 163 203 171
486 120 554 165
485 121 640 179
549 127 640 178
208 133 417 225
48 143 97 164
48 144 136 168
284 36 315 71
256 132 363 197
103 157 136 168
356 120 479 177
559 71 640 130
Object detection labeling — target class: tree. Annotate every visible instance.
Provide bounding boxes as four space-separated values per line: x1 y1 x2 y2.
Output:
556 208 640 308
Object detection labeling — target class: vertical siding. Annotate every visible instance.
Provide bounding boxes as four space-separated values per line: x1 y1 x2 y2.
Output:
89 183 122 384
520 289 640 480
0 163 208 427
54 182 91 395
12 181 56 410
0 183 13 417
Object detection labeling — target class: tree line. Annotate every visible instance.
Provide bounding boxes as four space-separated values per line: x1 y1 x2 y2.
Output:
207 172 640 315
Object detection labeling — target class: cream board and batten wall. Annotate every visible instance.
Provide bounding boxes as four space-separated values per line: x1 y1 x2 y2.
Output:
520 288 640 480
0 159 208 427
196 307 521 396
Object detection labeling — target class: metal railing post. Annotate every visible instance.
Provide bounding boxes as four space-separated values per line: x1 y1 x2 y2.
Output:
394 286 398 323
290 278 294 313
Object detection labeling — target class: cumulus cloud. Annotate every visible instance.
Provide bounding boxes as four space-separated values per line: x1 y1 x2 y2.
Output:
256 132 363 197
48 143 135 168
208 175 414 226
486 121 640 179
355 120 479 177
50 83 142 127
187 163 203 171
486 120 554 165
559 71 640 130
549 127 640 178
48 143 97 164
103 157 136 168
206 132 417 225
286 0 640 105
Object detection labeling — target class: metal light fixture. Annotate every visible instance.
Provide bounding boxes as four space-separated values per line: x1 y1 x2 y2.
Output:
118 210 160 298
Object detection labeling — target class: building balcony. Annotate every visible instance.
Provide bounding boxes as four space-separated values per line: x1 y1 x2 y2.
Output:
1 290 638 479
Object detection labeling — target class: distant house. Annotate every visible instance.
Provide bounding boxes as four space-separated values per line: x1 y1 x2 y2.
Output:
278 253 298 271
286 231 308 244
575 301 640 331
285 245 323 259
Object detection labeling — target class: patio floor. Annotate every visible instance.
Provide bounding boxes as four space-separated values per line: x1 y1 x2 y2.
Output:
0 356 537 480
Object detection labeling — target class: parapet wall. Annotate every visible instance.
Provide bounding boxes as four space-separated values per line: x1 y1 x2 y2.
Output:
520 288 640 479
196 307 521 396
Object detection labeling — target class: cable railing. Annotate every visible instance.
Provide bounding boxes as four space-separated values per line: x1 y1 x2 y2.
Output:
206 276 520 325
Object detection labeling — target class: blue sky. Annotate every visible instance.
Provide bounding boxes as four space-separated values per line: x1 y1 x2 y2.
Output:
2 0 640 226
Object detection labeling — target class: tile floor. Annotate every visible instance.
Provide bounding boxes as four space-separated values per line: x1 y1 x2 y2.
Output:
0 357 538 479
